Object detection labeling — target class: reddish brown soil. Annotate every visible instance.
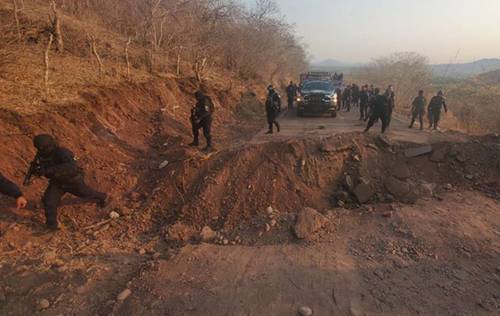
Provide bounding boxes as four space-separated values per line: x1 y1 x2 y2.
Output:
0 84 499 315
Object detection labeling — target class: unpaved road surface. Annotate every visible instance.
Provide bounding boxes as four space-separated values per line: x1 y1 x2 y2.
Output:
252 108 467 145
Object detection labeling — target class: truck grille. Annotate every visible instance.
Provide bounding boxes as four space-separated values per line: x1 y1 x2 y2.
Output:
307 94 324 103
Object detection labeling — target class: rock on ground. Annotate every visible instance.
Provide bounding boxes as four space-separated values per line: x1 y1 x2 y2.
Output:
38 299 50 310
405 145 432 158
430 146 448 162
385 177 411 199
294 207 327 240
117 289 132 301
166 222 196 242
353 183 374 204
200 226 217 242
391 163 411 180
298 306 313 316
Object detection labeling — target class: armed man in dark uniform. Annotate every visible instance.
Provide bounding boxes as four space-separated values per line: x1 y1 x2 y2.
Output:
385 85 395 127
363 88 390 134
265 85 281 135
286 81 298 110
359 85 370 121
428 90 448 130
0 173 27 209
189 90 214 150
342 85 352 111
409 90 427 130
25 134 108 230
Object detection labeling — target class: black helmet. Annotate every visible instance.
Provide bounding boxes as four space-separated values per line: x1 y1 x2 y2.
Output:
194 90 205 100
34 134 57 157
437 90 444 96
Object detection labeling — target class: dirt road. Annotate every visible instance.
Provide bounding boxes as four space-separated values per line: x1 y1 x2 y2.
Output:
252 108 467 145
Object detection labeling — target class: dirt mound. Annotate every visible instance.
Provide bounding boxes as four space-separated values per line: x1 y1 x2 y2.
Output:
148 132 500 244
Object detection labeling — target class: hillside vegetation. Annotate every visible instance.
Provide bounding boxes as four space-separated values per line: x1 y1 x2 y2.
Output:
0 0 307 111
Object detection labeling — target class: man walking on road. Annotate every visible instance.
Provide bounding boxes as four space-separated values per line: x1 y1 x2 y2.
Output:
265 85 281 134
428 90 448 130
364 88 390 134
286 81 298 110
385 85 395 127
0 172 27 209
409 90 427 130
359 85 369 120
343 85 352 112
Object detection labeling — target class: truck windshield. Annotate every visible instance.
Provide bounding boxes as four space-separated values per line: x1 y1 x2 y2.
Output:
302 81 333 91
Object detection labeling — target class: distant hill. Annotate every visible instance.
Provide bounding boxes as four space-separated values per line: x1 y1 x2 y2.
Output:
310 59 365 71
476 69 500 84
431 58 500 78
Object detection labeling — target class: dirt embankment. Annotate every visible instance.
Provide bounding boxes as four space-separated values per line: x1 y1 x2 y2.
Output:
0 76 263 250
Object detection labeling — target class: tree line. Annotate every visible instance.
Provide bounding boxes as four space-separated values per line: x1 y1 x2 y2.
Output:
11 0 307 83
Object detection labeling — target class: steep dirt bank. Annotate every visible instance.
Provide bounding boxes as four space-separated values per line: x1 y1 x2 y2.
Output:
0 76 263 259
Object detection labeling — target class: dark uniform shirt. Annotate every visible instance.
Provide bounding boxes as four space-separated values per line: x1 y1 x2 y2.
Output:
192 96 213 122
286 84 297 98
412 96 427 112
38 147 83 184
266 91 281 115
372 94 389 115
428 96 447 112
0 173 22 198
360 90 369 105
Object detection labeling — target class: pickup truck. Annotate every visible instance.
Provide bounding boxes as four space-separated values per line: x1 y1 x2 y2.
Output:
296 80 338 117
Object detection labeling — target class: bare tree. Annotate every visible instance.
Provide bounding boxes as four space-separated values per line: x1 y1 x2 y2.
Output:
356 52 431 113
43 34 54 101
11 0 21 42
49 0 64 52
87 35 104 77
125 37 132 79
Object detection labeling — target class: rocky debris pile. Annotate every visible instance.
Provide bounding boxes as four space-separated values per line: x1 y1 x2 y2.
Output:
293 207 328 241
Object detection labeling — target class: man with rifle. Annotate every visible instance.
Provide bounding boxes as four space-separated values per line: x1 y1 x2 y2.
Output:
189 90 214 151
0 172 27 209
408 90 427 130
428 90 448 130
286 81 298 110
265 85 281 135
24 134 108 230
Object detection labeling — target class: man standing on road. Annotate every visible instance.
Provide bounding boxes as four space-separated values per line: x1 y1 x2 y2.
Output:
385 85 396 127
408 90 427 130
265 85 281 135
352 84 360 109
428 90 448 130
0 173 27 209
363 88 390 134
343 85 352 112
190 90 214 150
286 81 298 110
359 85 370 120
26 134 108 230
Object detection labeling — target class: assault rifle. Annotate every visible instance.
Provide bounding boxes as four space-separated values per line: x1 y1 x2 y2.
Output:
23 154 42 186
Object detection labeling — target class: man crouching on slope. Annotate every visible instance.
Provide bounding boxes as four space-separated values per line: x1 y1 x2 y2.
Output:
26 134 108 230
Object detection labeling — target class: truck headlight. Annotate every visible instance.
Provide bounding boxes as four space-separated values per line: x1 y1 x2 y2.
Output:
296 96 302 102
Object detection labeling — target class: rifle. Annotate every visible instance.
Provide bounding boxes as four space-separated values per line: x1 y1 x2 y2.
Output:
23 154 42 186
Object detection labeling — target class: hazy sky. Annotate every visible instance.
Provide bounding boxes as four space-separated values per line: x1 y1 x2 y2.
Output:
253 0 500 63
